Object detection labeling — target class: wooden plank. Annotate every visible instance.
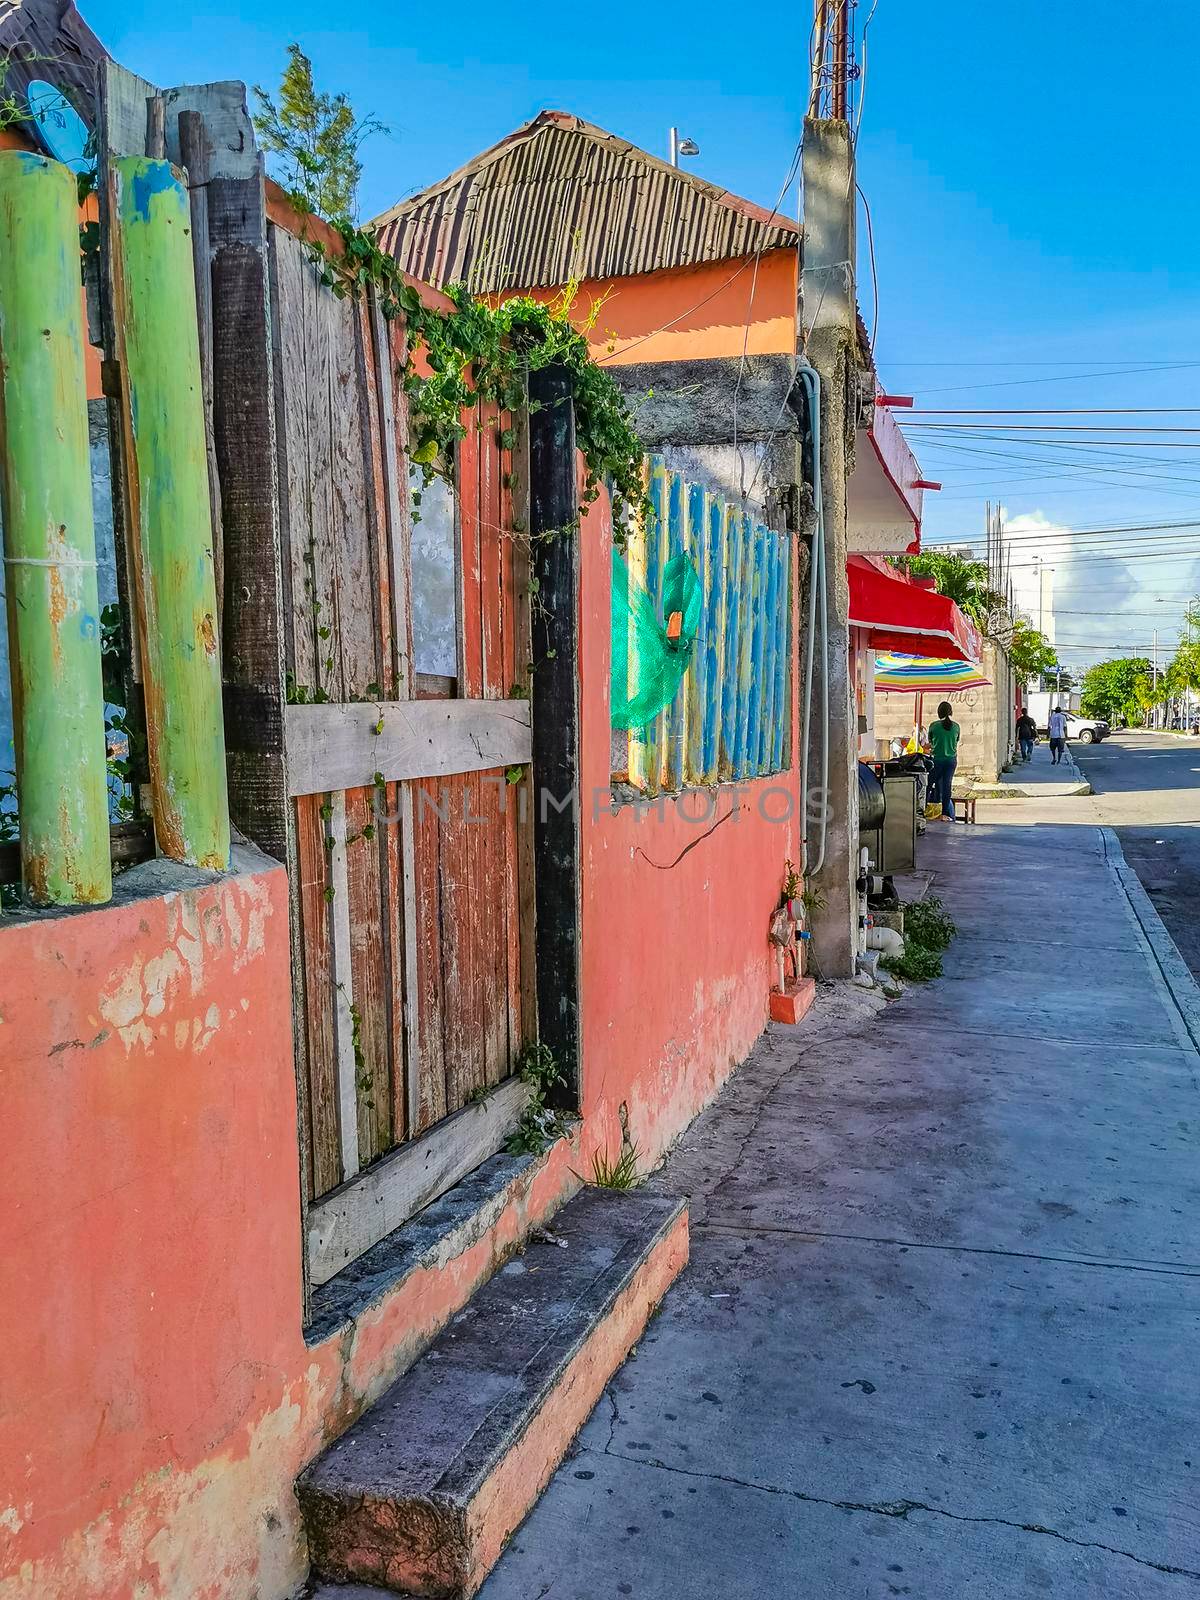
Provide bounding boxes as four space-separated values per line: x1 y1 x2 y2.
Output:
509 414 537 1052
345 784 392 1163
479 418 504 700
479 772 509 1087
328 791 360 1184
412 778 447 1133
381 779 409 1146
458 422 484 696
268 226 319 692
295 793 339 1198
286 698 532 797
397 782 422 1136
306 1076 529 1287
177 109 224 630
529 364 582 1103
439 771 478 1116
329 291 377 699
356 294 394 698
375 298 413 694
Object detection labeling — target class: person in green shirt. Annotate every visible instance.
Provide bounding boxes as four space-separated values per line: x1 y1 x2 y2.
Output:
928 700 961 820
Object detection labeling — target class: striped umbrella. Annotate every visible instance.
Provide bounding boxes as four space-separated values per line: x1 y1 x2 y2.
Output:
874 652 991 693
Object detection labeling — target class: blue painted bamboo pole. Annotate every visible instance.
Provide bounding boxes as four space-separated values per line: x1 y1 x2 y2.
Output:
744 522 768 778
701 497 725 785
664 468 687 791
759 530 781 773
731 513 756 778
718 505 744 780
640 458 669 794
683 482 707 786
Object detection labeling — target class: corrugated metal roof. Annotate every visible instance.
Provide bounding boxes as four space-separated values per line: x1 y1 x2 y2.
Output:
371 111 799 294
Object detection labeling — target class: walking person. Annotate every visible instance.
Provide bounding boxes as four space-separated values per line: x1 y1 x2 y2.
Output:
1016 708 1037 763
1048 705 1068 765
928 700 960 821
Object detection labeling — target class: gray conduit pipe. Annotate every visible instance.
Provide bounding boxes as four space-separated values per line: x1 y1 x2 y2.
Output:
796 366 830 876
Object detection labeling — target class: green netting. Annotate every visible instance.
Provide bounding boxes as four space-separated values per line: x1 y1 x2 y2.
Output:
611 546 702 731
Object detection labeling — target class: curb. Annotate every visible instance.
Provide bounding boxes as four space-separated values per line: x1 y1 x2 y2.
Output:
1101 827 1200 1062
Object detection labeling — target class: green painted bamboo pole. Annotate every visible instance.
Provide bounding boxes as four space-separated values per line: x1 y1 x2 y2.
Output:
113 156 229 870
0 152 111 906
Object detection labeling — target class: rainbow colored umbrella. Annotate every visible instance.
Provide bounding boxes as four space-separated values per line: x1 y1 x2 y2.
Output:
874 653 990 693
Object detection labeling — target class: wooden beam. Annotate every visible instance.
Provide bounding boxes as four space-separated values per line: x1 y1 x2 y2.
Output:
328 791 360 1185
528 364 582 1105
306 1074 529 1286
285 699 532 798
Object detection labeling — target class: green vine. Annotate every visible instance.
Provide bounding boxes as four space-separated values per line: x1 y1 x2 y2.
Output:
309 221 652 539
506 1041 572 1156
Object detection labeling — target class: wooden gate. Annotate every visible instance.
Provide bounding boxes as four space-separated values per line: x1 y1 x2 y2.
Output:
93 67 568 1293
268 223 534 1285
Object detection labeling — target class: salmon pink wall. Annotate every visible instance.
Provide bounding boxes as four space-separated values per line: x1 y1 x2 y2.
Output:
494 249 798 367
0 858 578 1600
576 488 802 1169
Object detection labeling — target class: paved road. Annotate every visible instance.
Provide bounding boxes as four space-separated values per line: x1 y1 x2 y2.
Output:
1073 730 1200 980
480 817 1200 1598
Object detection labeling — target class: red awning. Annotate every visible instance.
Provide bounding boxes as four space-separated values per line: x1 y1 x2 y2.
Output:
847 555 981 663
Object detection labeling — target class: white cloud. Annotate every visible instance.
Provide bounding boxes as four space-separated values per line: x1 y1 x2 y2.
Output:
1001 507 1200 673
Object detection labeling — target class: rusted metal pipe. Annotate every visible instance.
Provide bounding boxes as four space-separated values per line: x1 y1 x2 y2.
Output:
111 156 229 870
0 152 111 906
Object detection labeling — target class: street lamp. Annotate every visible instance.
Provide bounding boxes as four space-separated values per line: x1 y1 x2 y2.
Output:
668 129 700 167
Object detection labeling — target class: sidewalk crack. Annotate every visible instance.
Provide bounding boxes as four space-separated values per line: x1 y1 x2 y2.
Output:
599 1448 1200 1580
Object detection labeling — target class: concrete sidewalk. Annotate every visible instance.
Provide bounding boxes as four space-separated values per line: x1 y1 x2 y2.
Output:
971 741 1091 799
479 820 1200 1598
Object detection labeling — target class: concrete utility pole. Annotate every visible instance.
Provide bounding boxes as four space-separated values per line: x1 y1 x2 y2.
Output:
800 113 858 976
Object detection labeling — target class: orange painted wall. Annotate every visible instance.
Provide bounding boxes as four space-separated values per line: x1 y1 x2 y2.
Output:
496 248 798 367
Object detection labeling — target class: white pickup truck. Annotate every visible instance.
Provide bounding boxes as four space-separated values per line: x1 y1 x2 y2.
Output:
1039 709 1110 744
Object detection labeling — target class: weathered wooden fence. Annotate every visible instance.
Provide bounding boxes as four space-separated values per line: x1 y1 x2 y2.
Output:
614 456 791 795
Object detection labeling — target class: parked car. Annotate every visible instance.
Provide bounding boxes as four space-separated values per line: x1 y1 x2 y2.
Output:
1036 710 1109 744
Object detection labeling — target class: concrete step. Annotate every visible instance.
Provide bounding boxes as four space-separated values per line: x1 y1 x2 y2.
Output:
299 1187 689 1599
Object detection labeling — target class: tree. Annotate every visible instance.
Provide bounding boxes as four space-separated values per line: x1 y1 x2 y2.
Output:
896 551 1004 626
1007 619 1057 686
1079 657 1153 725
252 45 383 222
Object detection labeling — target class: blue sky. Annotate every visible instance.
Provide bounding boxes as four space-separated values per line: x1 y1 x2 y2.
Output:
86 0 1200 671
